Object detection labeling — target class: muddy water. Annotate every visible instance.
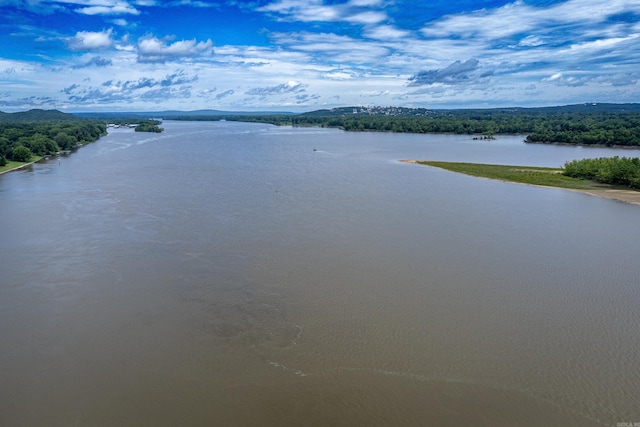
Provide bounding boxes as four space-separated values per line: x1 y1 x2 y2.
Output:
1 121 639 426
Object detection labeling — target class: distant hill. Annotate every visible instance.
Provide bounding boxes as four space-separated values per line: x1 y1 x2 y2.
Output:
0 109 85 122
301 106 436 117
4 103 640 122
300 103 640 117
75 110 294 120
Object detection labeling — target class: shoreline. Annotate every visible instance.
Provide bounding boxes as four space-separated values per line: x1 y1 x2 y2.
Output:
400 159 640 206
524 140 640 149
0 158 42 176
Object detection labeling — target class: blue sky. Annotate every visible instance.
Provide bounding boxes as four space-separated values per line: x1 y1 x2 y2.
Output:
1 0 639 112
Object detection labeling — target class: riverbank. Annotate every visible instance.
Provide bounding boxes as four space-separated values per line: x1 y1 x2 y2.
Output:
401 160 640 206
0 157 43 176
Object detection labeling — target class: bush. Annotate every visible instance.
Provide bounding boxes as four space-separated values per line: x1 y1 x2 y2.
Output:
563 156 640 189
10 145 32 162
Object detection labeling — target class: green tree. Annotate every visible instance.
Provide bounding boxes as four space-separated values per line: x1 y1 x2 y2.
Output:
11 145 32 162
0 136 9 159
54 132 76 150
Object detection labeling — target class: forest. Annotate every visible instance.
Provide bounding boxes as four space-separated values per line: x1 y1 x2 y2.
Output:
0 110 106 165
167 104 640 147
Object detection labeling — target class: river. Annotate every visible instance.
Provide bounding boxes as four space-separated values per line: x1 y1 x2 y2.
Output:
1 121 639 426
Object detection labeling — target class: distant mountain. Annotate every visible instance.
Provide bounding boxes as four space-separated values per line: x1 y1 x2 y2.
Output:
75 109 295 120
0 109 84 122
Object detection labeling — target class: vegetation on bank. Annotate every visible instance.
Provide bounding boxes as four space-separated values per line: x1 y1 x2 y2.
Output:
563 157 640 189
0 109 107 167
416 161 603 190
415 158 640 192
133 120 163 133
168 104 640 147
0 157 43 174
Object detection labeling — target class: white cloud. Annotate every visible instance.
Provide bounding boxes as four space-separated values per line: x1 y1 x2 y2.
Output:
137 36 214 63
544 72 563 82
47 0 142 15
323 69 358 80
67 29 114 51
246 80 306 96
567 34 640 54
517 35 545 47
346 11 386 24
257 0 388 24
364 25 410 40
77 2 140 15
111 18 128 26
271 32 390 64
421 0 640 41
347 0 384 6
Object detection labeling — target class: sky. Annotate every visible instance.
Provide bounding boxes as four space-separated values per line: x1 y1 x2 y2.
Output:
0 0 639 112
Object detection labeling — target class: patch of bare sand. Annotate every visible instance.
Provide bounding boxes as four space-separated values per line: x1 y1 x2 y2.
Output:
576 189 640 205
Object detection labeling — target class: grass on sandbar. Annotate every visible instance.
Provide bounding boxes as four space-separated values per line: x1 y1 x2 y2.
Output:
417 161 608 190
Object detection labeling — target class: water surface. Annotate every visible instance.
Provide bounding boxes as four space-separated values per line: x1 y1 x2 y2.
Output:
1 121 639 426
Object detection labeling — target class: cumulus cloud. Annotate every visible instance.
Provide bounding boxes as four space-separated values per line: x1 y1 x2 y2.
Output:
364 25 411 40
0 95 61 108
608 73 638 87
139 86 191 102
294 93 320 104
77 2 141 15
72 56 113 68
518 35 546 47
137 36 214 63
215 89 235 100
542 70 639 88
62 70 198 104
407 59 480 86
346 11 386 24
257 0 387 24
323 69 358 80
246 80 306 96
61 84 81 94
272 31 389 64
542 71 593 87
67 29 114 51
421 0 640 44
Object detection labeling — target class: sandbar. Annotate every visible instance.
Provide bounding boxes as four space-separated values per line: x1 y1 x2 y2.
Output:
400 159 640 206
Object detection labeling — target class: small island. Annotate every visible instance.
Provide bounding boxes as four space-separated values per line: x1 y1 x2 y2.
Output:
403 158 640 205
106 118 163 133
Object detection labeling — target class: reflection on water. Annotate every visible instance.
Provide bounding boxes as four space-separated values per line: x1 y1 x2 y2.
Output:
1 121 639 426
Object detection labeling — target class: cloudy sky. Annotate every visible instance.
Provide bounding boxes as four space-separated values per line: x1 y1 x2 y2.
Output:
1 0 639 112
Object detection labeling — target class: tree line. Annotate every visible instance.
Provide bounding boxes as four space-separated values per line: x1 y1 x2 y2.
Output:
175 109 640 147
0 120 106 165
563 157 640 189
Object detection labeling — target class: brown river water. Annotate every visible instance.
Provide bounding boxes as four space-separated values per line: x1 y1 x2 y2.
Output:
1 121 639 426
